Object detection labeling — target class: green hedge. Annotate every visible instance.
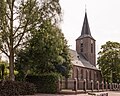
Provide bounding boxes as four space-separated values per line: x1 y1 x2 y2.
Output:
0 80 36 96
26 73 60 93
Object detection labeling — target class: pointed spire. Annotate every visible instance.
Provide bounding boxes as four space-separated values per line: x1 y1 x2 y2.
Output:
77 11 94 40
81 12 91 36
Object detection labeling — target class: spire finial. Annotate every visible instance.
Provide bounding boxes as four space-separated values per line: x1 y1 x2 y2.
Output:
85 4 87 13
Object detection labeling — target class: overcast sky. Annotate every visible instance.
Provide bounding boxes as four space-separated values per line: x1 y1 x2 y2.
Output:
60 0 120 54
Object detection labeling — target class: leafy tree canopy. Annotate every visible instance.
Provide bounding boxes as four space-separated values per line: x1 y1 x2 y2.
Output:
0 0 61 81
97 41 120 83
15 20 72 81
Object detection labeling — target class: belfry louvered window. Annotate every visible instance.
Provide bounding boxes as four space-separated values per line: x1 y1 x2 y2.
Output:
91 43 93 53
81 43 83 52
91 40 93 53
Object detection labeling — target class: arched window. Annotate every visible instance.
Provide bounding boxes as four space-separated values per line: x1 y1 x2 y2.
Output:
76 68 79 79
94 72 96 81
86 70 88 81
96 71 99 81
80 69 83 80
89 70 91 80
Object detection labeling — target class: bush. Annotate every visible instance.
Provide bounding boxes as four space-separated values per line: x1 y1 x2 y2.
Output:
26 73 60 93
0 80 36 96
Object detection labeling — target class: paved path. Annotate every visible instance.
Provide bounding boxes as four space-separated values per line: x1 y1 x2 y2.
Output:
26 91 120 96
108 91 120 96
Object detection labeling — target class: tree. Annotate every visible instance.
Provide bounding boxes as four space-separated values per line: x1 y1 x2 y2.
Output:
0 59 9 80
15 20 72 80
97 41 120 83
0 0 61 81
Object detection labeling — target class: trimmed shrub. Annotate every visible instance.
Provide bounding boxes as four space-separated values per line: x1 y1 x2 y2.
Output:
26 73 60 93
0 80 36 96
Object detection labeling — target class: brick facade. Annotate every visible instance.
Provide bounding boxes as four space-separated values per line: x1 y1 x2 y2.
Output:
70 12 102 83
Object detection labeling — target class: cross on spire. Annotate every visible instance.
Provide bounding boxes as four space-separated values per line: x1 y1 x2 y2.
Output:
85 4 87 13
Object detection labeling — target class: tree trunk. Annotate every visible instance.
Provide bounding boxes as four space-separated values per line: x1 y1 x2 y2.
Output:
9 50 15 81
9 0 15 81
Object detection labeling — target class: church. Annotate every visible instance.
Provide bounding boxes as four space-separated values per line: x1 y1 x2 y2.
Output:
70 12 102 82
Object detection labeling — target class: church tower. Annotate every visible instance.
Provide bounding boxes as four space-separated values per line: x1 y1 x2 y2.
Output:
76 12 96 66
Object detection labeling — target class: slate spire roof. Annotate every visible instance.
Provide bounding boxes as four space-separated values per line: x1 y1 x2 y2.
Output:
77 12 94 40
